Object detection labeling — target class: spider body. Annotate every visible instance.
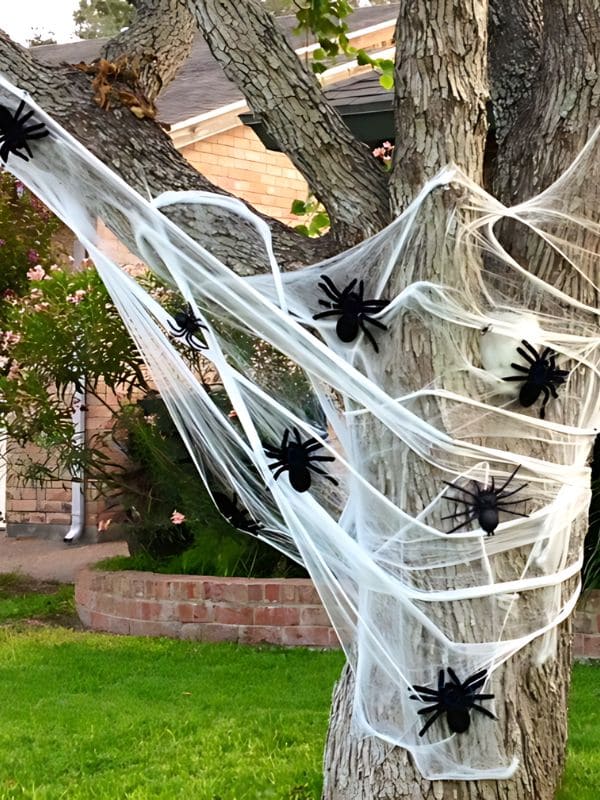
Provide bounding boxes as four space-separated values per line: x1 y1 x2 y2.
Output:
265 427 337 492
167 304 208 351
443 465 529 535
312 275 388 352
213 492 260 534
0 100 49 163
503 339 569 419
410 667 496 736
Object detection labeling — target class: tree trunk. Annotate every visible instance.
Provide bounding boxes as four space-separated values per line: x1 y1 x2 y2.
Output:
323 2 598 799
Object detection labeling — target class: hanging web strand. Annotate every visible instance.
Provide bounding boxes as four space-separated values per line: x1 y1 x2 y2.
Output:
1 75 599 781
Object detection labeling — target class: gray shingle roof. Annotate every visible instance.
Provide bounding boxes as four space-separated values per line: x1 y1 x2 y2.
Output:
32 5 398 125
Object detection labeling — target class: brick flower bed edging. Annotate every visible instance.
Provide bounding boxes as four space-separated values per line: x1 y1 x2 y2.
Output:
75 569 599 657
75 568 340 648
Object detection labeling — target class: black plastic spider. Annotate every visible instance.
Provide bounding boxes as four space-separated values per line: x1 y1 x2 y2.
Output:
442 465 529 535
502 339 569 419
312 275 389 352
167 304 208 351
410 667 496 736
0 100 49 163
212 491 261 535
265 427 338 493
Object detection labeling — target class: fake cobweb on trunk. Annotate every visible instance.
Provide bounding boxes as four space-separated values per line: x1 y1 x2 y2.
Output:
1 75 599 780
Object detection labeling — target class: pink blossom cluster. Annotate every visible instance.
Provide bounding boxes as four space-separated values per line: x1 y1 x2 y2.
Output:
171 510 186 525
1 330 20 349
27 265 48 281
372 140 395 162
67 289 87 304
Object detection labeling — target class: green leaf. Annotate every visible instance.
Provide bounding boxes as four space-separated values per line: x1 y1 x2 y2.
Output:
291 199 307 215
312 212 330 230
294 224 310 237
379 72 395 91
356 49 372 67
312 63 328 74
312 48 327 61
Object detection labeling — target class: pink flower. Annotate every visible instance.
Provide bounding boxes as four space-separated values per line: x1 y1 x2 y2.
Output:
2 331 20 348
66 289 87 304
27 265 46 281
170 510 186 525
27 249 40 264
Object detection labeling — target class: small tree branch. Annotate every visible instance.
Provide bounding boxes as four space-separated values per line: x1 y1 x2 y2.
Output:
0 31 332 272
102 0 197 102
189 0 390 243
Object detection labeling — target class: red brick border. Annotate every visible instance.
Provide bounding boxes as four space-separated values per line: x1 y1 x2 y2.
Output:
75 569 599 657
75 568 339 648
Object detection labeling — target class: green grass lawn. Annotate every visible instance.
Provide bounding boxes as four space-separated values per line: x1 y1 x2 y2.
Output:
0 578 596 799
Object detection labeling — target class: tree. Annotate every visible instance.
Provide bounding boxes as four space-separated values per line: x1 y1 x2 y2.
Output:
74 0 136 40
0 1 598 798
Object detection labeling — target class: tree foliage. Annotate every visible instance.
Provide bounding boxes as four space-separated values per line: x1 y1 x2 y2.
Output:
73 0 136 40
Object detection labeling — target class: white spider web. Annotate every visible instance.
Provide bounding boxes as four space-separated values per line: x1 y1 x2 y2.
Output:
1 74 599 779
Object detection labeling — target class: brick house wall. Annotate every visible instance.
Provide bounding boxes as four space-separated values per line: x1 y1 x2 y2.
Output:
182 125 308 224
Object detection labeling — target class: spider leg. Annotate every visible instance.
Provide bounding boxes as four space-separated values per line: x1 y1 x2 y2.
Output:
515 347 537 365
307 455 335 463
446 513 477 533
471 704 497 720
410 687 440 699
496 508 529 518
503 375 528 382
10 149 29 162
267 459 284 469
418 708 444 737
359 320 380 353
23 122 48 136
441 509 474 521
497 483 528 500
20 140 34 160
496 464 521 493
13 98 26 120
357 280 365 301
293 427 303 445
540 346 553 361
317 275 343 302
302 438 319 448
166 320 182 334
281 429 290 449
509 362 532 374
306 463 338 484
362 315 388 331
444 497 474 508
313 309 342 321
416 704 443 715
460 669 488 689
539 385 551 419
521 339 541 360
272 466 289 480
550 384 560 399
471 693 495 701
442 481 480 500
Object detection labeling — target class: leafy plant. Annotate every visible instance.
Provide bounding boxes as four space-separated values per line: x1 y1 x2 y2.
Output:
291 195 330 238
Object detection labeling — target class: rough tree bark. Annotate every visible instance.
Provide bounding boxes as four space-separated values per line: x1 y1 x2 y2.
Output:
0 0 597 798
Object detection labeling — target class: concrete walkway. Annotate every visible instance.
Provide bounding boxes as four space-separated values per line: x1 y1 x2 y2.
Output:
0 534 128 583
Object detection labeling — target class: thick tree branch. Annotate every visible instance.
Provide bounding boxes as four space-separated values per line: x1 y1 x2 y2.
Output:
102 0 196 102
189 0 390 243
390 0 489 212
494 0 600 204
0 31 332 272
488 0 543 146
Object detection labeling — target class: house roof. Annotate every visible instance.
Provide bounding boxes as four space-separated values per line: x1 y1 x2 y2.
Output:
32 5 399 127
